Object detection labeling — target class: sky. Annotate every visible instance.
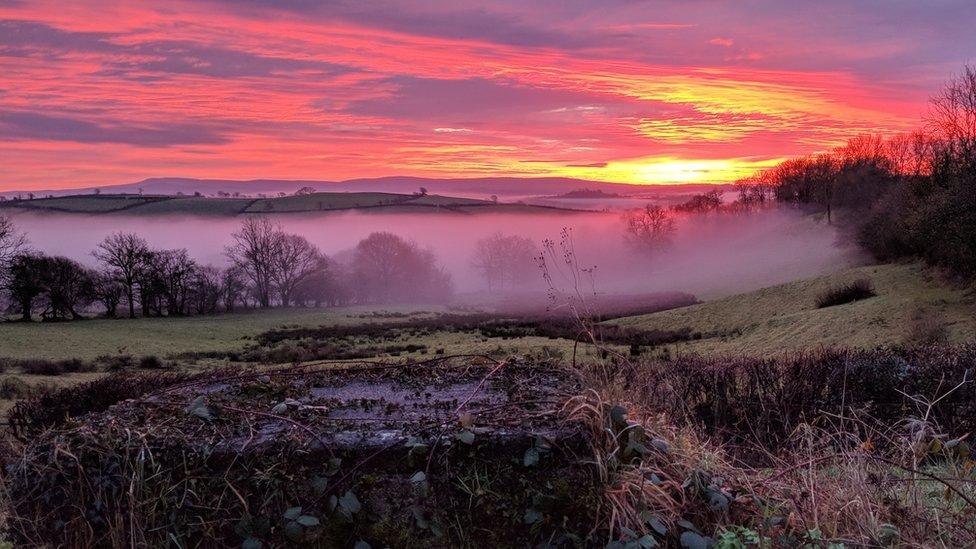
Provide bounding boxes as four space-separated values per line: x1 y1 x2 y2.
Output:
1 0 973 191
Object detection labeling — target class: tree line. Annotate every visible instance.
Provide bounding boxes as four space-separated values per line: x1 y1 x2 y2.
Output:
0 217 454 321
736 65 976 277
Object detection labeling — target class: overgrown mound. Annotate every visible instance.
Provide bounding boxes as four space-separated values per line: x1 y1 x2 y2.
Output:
815 278 876 308
4 359 604 547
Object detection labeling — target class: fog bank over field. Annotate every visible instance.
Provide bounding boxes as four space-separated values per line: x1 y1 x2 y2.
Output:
9 208 864 299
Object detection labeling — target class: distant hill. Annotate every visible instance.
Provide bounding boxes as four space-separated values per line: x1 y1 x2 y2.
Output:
551 188 622 199
0 176 727 200
0 190 592 216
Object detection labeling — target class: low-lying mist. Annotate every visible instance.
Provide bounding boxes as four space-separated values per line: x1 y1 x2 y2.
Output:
9 207 865 302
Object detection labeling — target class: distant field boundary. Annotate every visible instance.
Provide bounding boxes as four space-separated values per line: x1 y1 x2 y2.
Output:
0 192 595 216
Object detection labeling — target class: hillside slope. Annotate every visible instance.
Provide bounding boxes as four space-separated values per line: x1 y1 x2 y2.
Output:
0 192 588 216
611 262 976 356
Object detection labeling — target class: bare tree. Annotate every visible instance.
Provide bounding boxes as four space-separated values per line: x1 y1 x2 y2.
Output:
150 249 197 316
93 232 149 318
0 214 27 283
6 253 47 321
225 218 279 308
927 64 976 172
91 270 124 318
189 264 223 315
43 256 94 321
623 204 676 255
471 233 537 292
271 233 323 307
221 265 247 312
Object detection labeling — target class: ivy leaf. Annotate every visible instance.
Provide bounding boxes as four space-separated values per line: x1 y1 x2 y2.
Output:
283 521 304 543
641 512 667 536
271 402 288 415
636 535 659 548
296 515 320 527
679 531 712 549
310 476 328 495
523 508 543 525
610 405 628 428
410 471 427 483
241 538 263 549
186 396 214 422
523 447 540 467
339 491 361 516
456 430 475 445
283 507 302 521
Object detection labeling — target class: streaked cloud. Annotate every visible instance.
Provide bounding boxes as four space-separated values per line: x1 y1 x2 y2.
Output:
0 0 972 189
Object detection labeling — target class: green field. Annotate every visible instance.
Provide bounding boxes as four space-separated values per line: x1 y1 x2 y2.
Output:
0 192 568 216
611 262 976 356
6 195 167 212
0 305 451 361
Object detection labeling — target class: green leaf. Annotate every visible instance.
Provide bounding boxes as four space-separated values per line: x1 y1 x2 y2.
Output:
651 438 669 453
523 447 540 467
296 515 320 527
679 531 711 549
523 508 543 525
186 396 214 422
456 430 475 445
353 542 372 549
410 471 427 483
636 535 659 548
339 491 361 515
283 507 302 520
610 405 628 428
271 402 288 414
283 521 304 543
707 490 730 512
241 538 263 549
410 505 429 529
310 476 328 495
643 513 667 536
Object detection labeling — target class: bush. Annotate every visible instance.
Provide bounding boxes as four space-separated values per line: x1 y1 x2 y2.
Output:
8 370 196 440
11 358 95 376
0 377 32 399
138 355 167 369
815 278 875 308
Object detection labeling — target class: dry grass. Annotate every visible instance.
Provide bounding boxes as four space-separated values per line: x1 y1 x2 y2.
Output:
610 262 976 356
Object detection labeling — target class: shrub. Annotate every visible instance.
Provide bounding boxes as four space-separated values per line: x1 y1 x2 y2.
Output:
14 358 95 376
815 278 875 308
138 355 167 369
8 370 196 440
0 377 31 399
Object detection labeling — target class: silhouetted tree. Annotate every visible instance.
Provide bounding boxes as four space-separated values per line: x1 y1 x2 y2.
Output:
271 233 322 307
6 254 47 321
93 232 149 318
471 233 537 292
226 218 279 308
91 270 124 318
624 204 676 255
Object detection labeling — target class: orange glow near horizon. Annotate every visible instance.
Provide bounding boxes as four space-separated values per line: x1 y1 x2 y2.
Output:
0 1 967 191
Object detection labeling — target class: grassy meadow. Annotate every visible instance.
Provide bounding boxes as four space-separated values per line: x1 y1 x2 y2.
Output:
611 262 976 356
0 191 574 216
